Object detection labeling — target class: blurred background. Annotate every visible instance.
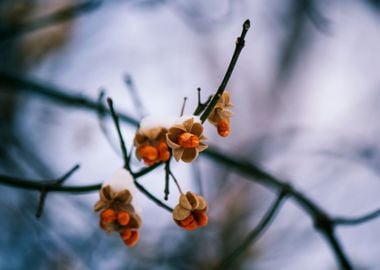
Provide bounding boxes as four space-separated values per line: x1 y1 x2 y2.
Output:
1 0 380 269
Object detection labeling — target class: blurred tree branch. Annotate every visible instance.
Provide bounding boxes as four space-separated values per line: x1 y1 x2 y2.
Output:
218 191 287 269
0 0 102 42
333 208 380 226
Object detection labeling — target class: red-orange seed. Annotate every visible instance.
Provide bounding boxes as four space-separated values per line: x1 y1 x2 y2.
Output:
138 145 159 165
100 208 117 223
182 219 198 231
217 119 230 137
178 132 200 148
117 211 130 226
194 211 208 227
120 229 132 240
179 215 195 227
124 230 139 247
157 141 170 161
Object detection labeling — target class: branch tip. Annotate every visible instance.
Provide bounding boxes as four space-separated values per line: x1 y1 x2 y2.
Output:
244 19 251 30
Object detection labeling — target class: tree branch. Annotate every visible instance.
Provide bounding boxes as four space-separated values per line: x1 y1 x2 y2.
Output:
333 208 380 226
124 74 147 119
218 191 287 269
0 0 102 42
107 98 129 169
200 19 250 123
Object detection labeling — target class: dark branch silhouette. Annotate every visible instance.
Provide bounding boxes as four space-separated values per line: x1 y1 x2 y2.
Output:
218 191 287 269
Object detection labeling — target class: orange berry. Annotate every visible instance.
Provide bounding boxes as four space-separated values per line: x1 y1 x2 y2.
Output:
120 229 132 240
100 209 117 223
182 219 198 231
194 211 208 227
217 119 230 137
138 145 158 165
179 215 195 227
178 132 200 148
124 230 139 247
157 141 170 161
117 211 130 226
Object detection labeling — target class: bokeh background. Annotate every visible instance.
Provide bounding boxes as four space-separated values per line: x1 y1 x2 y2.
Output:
1 0 380 269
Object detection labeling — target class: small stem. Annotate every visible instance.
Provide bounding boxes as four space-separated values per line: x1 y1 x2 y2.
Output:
164 162 170 200
133 179 173 212
180 97 188 116
193 87 213 116
200 19 250 123
333 208 380 226
197 87 202 106
124 74 147 119
192 160 203 196
97 90 121 155
168 170 183 195
107 98 129 170
35 190 48 218
35 164 80 218
56 164 80 185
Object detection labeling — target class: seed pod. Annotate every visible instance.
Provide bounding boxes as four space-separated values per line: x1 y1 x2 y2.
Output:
179 194 192 210
186 191 199 209
173 205 191 221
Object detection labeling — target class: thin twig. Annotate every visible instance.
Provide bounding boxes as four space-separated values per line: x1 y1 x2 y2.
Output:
218 192 287 269
193 87 212 115
35 164 80 218
107 98 129 169
168 170 183 195
180 97 188 116
134 179 173 212
333 208 380 226
96 90 121 155
200 19 250 123
0 0 102 42
192 160 203 195
124 74 147 119
0 71 139 126
164 161 170 200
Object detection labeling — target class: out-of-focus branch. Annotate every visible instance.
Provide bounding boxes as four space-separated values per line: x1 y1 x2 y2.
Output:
333 208 380 226
218 191 287 269
200 19 250 123
0 70 139 126
107 97 129 169
0 0 102 42
96 89 121 155
35 164 80 217
124 74 147 119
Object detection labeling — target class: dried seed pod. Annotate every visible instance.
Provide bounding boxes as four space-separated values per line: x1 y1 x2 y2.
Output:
179 194 192 210
173 205 191 221
186 191 200 209
196 196 208 211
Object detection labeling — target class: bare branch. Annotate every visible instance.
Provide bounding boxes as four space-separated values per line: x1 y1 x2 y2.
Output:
193 87 212 116
35 164 80 218
107 98 129 169
124 74 147 119
333 208 380 226
180 97 188 116
218 192 287 269
96 89 121 155
0 70 139 126
0 0 102 42
200 19 250 123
